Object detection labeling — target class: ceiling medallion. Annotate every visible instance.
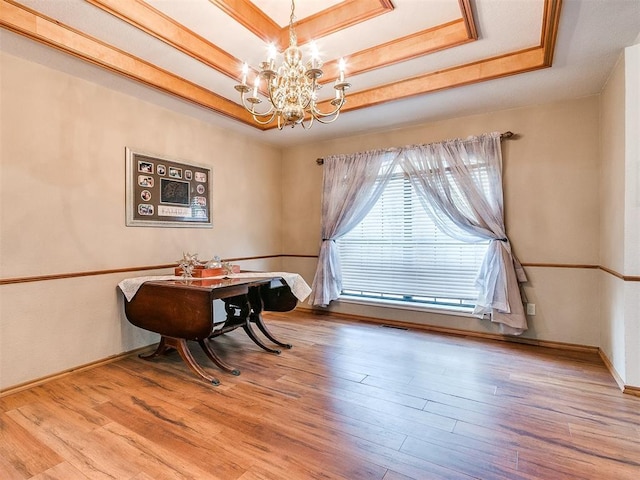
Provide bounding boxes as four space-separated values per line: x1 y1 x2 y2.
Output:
234 0 351 129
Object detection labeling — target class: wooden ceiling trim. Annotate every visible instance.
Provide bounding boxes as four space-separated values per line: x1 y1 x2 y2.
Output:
0 0 258 127
262 1 561 130
208 0 280 44
277 0 395 48
458 0 478 40
320 19 473 82
211 0 394 49
85 0 473 88
86 0 242 80
540 0 562 65
318 48 547 113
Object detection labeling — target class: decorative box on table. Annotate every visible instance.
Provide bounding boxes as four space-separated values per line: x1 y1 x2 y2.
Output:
174 265 240 277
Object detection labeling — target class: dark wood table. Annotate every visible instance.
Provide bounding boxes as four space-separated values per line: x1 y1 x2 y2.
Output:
122 276 298 385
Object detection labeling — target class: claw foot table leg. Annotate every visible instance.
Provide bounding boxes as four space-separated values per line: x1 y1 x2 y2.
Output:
198 339 241 376
141 336 220 385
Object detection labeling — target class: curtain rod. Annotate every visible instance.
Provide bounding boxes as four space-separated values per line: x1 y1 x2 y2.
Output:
315 131 516 165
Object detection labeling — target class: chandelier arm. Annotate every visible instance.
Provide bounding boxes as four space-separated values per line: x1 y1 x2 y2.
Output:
311 107 341 119
310 97 345 118
244 104 276 119
250 109 280 126
311 110 340 125
300 113 314 129
239 92 275 118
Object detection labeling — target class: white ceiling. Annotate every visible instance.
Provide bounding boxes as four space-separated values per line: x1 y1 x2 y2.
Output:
1 0 639 147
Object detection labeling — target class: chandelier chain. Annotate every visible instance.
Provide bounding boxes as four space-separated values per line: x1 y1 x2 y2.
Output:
289 0 297 46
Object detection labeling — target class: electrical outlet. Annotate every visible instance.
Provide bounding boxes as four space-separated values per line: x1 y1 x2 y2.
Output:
526 303 536 316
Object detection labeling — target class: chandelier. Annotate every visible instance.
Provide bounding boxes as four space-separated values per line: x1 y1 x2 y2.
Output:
234 0 350 129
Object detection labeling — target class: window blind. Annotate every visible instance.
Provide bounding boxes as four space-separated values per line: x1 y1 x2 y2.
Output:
338 170 489 308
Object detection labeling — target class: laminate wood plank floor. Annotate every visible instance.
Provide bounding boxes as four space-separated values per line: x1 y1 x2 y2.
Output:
2 311 639 479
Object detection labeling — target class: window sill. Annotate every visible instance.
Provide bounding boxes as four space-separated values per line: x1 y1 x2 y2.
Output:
336 295 477 318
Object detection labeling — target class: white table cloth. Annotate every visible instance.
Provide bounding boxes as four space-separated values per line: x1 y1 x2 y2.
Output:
118 272 311 303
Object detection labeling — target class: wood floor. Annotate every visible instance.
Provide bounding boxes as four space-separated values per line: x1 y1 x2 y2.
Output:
1 311 639 480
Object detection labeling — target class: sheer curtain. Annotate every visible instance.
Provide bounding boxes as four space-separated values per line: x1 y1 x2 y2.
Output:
400 132 528 334
309 150 398 306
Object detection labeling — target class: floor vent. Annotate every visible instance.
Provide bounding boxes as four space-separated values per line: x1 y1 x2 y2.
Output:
380 324 409 330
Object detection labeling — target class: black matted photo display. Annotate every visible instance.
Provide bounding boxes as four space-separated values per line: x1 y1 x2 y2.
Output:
125 148 212 227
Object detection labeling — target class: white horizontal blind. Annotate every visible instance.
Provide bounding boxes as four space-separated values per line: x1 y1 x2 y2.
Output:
338 168 489 308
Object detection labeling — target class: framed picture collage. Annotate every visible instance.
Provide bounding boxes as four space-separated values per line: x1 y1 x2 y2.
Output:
125 148 212 228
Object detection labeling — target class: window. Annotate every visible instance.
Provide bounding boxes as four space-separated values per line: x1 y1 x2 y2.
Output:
338 166 489 309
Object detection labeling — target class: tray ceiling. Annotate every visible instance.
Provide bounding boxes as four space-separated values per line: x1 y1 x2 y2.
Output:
1 0 639 146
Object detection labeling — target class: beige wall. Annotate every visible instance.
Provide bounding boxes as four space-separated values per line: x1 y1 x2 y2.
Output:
599 42 640 388
623 43 640 387
282 97 602 347
599 53 627 381
0 53 283 389
600 55 627 273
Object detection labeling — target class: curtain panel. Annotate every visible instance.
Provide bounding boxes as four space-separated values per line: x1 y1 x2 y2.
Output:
308 150 399 306
400 132 527 334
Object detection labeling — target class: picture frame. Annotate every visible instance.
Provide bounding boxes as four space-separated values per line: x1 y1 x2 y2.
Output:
125 148 212 228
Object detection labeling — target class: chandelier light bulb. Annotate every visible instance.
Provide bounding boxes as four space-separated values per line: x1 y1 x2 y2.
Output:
309 41 320 69
241 62 248 86
252 75 260 97
267 43 277 70
267 44 277 61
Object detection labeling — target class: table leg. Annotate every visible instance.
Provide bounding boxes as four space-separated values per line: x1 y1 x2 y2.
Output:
198 339 241 376
249 286 293 349
140 336 220 385
242 319 281 354
250 312 293 349
139 336 173 359
224 294 281 354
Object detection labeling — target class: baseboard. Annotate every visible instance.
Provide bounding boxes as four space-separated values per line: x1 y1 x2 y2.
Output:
623 385 640 397
598 349 625 390
0 344 156 397
598 349 640 397
304 307 640 395
304 306 600 353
